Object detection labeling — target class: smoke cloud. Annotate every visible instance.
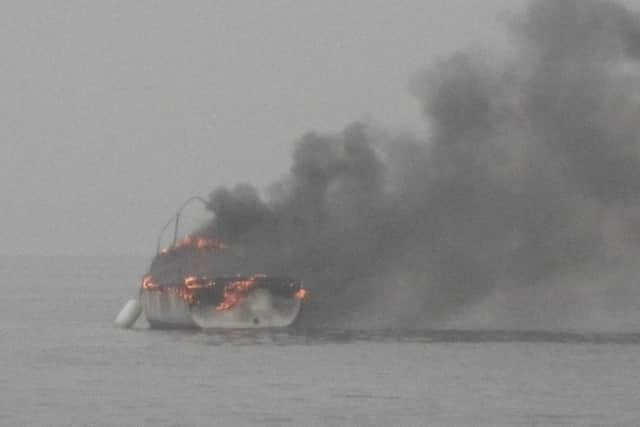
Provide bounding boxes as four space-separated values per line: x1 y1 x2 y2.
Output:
152 0 640 329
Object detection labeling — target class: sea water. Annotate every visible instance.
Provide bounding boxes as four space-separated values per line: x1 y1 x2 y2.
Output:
1 255 639 426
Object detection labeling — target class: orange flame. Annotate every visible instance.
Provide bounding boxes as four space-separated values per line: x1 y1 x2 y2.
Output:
294 288 308 301
140 274 213 305
141 274 308 309
141 275 160 290
160 235 227 256
184 275 214 290
215 276 259 311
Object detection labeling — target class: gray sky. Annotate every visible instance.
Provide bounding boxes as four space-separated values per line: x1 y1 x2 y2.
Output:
0 0 558 256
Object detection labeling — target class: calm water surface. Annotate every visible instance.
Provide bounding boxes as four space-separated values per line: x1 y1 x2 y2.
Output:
1 256 639 426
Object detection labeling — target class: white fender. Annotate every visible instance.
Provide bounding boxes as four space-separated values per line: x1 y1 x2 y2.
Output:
114 298 142 328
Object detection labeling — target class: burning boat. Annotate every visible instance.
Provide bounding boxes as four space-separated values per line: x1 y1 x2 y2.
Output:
115 197 308 329
138 236 307 329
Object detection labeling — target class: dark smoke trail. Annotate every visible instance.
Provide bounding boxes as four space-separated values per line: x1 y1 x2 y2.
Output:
151 0 640 329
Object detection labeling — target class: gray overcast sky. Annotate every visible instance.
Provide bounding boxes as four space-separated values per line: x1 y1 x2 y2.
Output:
5 0 625 256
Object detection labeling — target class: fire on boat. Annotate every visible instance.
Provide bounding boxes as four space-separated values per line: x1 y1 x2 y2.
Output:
138 236 307 329
115 198 308 329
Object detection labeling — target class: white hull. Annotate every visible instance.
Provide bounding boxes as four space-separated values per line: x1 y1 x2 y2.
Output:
140 288 302 329
140 289 195 328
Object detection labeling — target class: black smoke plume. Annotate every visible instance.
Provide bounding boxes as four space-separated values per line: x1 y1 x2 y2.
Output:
152 0 640 329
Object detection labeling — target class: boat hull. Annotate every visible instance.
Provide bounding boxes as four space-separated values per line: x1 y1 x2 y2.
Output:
140 288 302 329
140 289 197 328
